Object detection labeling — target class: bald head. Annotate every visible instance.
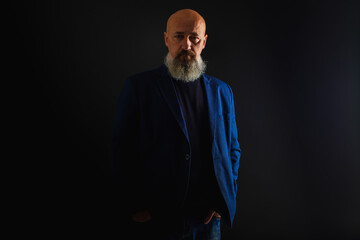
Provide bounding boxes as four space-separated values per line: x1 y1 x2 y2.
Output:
166 9 206 36
164 9 208 61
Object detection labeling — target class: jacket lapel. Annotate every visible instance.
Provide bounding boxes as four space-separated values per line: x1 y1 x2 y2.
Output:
155 65 218 146
203 74 218 148
155 65 190 142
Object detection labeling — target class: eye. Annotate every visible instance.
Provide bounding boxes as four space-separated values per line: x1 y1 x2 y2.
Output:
189 36 200 44
174 35 184 40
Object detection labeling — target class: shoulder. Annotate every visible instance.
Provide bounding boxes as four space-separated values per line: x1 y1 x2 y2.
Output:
122 66 167 93
203 74 234 96
118 67 163 94
126 66 163 84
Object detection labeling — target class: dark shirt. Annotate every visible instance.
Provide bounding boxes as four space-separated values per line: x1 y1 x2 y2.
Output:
172 77 221 219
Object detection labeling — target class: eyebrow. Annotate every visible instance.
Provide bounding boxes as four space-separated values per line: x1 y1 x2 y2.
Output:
174 32 200 36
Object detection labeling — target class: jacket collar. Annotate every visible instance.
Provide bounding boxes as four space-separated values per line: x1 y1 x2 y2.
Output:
155 64 217 144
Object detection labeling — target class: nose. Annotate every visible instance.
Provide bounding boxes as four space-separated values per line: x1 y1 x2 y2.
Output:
181 36 192 50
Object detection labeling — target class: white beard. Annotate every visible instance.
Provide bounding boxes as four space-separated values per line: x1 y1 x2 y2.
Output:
164 52 206 82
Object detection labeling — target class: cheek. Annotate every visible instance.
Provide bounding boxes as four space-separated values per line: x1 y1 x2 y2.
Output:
168 47 179 58
168 43 180 53
193 47 203 57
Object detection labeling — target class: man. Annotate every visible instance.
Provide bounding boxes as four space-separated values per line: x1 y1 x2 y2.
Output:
110 9 241 239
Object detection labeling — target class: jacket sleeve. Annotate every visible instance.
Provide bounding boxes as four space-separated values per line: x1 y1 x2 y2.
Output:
228 85 242 181
109 77 148 217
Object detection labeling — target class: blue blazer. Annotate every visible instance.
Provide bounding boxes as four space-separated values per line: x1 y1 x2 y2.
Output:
110 65 241 226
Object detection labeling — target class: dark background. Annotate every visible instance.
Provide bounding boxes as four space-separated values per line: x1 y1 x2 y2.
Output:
10 0 359 239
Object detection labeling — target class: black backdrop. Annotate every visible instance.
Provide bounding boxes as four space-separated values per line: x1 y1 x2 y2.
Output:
10 1 359 239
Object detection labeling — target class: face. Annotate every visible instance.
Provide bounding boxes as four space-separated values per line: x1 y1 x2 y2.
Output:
164 18 207 63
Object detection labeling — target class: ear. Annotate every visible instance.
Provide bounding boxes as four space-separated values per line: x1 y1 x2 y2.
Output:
202 34 208 50
164 32 169 47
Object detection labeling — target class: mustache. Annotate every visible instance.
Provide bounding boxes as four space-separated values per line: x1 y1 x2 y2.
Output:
176 50 196 58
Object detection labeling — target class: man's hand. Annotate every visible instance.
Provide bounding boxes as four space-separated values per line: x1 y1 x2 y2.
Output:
131 210 151 223
203 210 221 224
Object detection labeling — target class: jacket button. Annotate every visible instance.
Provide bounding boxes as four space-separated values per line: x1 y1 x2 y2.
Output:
185 154 190 161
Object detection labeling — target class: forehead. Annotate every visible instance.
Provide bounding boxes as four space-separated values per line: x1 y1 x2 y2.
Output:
168 19 206 35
